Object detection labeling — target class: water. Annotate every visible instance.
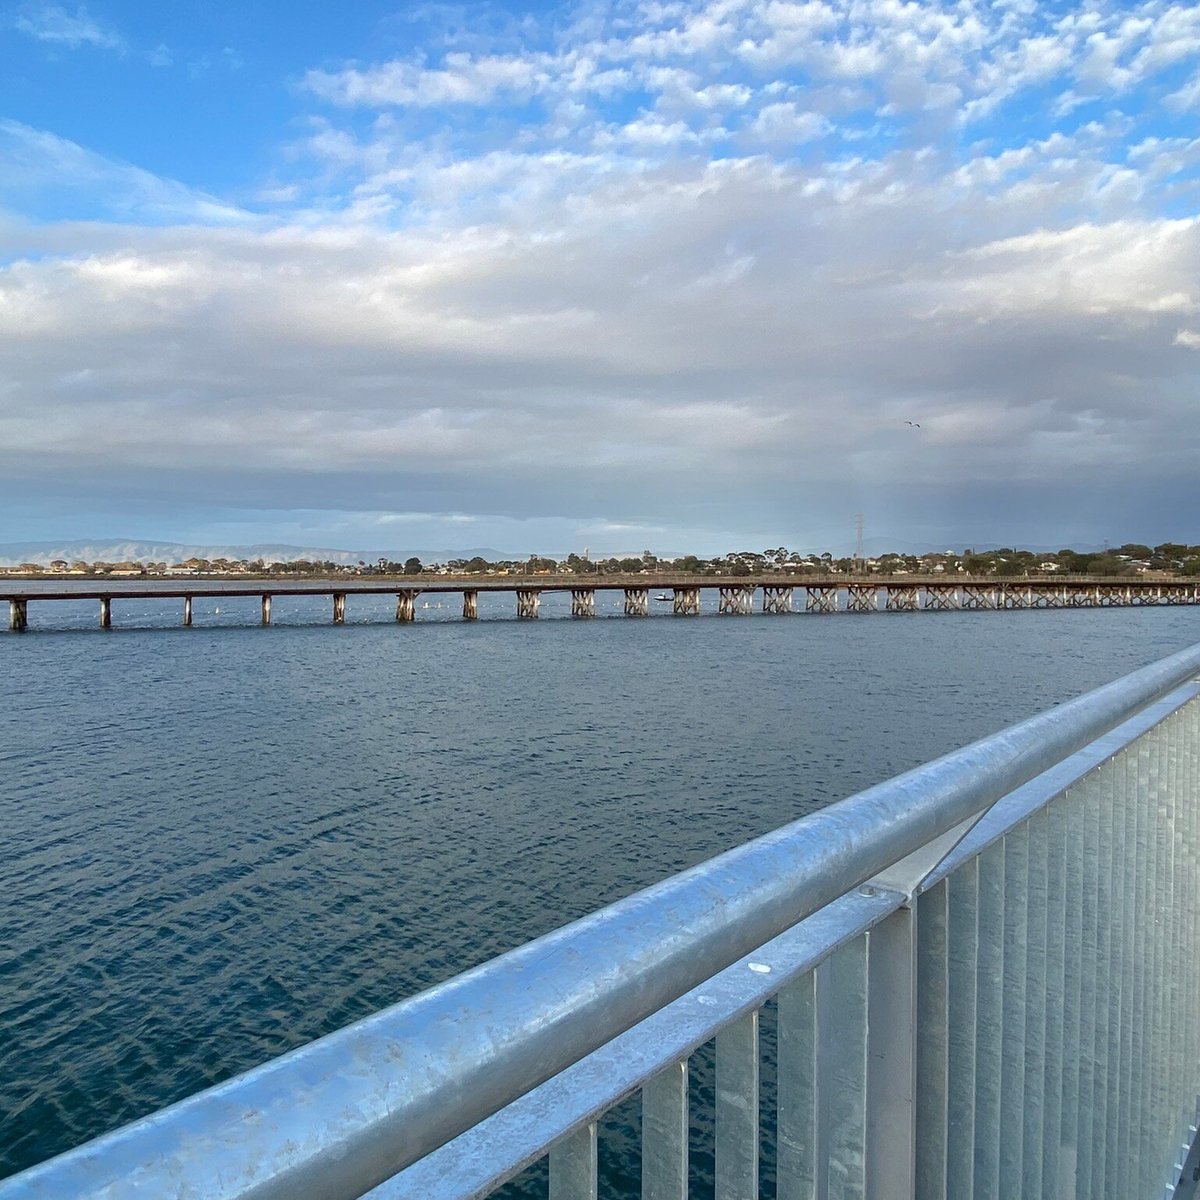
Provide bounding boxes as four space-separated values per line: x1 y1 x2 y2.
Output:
1 600 1198 1186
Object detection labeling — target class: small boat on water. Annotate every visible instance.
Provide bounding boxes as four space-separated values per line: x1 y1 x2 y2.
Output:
655 594 670 602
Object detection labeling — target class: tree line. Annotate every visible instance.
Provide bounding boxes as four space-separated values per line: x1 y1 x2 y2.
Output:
10 542 1199 577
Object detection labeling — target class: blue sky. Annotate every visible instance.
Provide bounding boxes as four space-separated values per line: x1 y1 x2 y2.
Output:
1 0 1199 555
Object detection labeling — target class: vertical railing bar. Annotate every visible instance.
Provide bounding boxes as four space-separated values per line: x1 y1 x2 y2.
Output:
548 1121 598 1200
1140 728 1162 1186
1058 781 1085 1198
1041 795 1067 1200
1021 809 1048 1198
1075 773 1102 1197
642 1060 688 1200
1133 733 1155 1191
946 860 978 1200
1088 761 1115 1197
972 842 1004 1200
1165 712 1187 1185
1162 715 1181 1184
777 972 816 1200
998 824 1029 1195
715 1009 759 1200
1152 724 1171 1190
915 882 949 1200
1116 744 1140 1199
818 936 868 1200
1186 703 1200 1171
866 906 917 1200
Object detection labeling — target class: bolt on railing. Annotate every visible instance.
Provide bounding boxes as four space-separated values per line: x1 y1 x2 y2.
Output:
3 645 1200 1199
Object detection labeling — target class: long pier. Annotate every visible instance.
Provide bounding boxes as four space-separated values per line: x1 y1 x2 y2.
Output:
2 574 1199 631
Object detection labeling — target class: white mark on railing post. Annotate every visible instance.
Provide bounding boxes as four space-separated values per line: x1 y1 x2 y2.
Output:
715 1009 758 1200
866 905 917 1200
548 1121 597 1200
778 971 817 1200
642 1060 687 1200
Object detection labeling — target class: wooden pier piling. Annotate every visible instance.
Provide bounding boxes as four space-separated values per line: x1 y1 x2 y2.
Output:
333 593 346 624
761 586 793 614
884 585 918 612
100 597 112 628
463 590 478 620
396 591 417 623
673 587 700 616
623 588 647 617
516 590 540 619
572 589 597 618
9 598 27 631
806 586 838 613
261 595 272 626
846 584 877 614
183 596 192 626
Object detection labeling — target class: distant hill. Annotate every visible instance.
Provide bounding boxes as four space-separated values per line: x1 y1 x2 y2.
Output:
0 540 511 567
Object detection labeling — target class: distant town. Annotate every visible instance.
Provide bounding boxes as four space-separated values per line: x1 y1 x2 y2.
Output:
2 542 1198 578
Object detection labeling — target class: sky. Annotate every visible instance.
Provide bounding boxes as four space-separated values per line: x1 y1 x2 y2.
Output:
1 0 1198 556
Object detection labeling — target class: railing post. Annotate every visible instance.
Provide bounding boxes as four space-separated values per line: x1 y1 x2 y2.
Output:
866 905 917 1200
549 1122 597 1200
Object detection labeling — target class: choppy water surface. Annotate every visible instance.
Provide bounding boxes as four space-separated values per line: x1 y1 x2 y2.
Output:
2 600 1198 1187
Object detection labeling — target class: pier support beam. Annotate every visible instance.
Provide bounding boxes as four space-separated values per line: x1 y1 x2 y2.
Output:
884 585 918 612
100 596 112 629
183 596 193 626
805 586 838 613
718 586 754 615
761 586 793 614
961 585 996 610
999 586 1033 610
922 585 959 611
333 592 346 624
396 591 418 623
516 589 541 619
846 584 877 614
672 587 700 616
622 588 647 617
9 598 27 632
571 589 597 618
261 595 272 626
462 590 478 620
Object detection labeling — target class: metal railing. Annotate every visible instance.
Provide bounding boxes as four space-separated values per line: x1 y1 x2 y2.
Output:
4 643 1200 1199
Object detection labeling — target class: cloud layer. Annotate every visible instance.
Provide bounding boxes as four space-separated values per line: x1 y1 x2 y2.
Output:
2 0 1199 551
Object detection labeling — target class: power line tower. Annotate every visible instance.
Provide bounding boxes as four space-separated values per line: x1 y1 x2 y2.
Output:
854 513 865 573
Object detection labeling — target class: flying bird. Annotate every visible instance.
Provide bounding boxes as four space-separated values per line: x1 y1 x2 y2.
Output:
905 420 921 428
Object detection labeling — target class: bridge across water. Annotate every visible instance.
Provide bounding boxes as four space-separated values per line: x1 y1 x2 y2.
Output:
3 574 1199 630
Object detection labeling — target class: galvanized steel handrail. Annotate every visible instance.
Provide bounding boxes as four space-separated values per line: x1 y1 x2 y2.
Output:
5 641 1200 1199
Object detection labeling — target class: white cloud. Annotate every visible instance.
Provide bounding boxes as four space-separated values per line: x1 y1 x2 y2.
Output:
13 2 122 51
5 0 1200 544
